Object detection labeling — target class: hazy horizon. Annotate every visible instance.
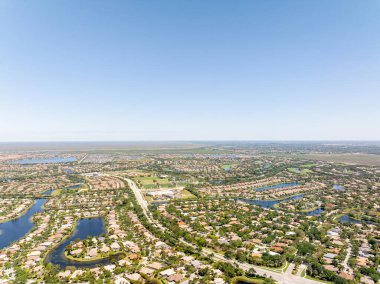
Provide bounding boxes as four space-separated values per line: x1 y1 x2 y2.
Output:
1 139 380 143
1 140 380 151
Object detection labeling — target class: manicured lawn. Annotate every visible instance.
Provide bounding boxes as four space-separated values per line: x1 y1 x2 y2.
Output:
179 189 196 199
136 176 173 189
51 189 61 196
259 261 288 273
282 261 291 272
288 168 313 175
301 268 306 277
222 163 238 170
136 176 189 190
231 276 264 284
137 176 171 184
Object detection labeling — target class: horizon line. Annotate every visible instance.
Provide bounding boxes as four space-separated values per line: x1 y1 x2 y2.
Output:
1 140 380 143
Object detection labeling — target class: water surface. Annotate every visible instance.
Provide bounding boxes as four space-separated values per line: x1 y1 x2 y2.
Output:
255 182 298 192
64 184 82 190
238 194 304 208
45 217 120 269
340 215 375 224
42 189 54 195
14 157 77 164
307 208 324 216
0 199 46 249
333 184 345 191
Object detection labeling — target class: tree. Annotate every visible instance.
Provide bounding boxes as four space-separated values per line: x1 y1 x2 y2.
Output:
297 241 315 256
246 268 257 277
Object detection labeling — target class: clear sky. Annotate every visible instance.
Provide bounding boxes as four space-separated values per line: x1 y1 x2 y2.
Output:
1 0 379 141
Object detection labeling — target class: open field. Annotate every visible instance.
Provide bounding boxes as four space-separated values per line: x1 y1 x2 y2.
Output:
297 153 380 166
179 189 196 199
288 168 313 175
222 163 238 170
135 176 174 189
135 175 189 190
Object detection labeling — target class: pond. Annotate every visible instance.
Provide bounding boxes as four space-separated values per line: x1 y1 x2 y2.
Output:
340 215 362 224
45 217 123 269
42 189 54 196
307 208 324 216
254 182 299 192
209 180 223 185
0 199 47 249
237 194 304 208
333 184 345 191
340 215 375 225
13 157 77 164
64 184 82 190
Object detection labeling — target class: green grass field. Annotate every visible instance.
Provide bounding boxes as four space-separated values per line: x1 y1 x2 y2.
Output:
231 276 264 284
51 189 62 196
135 176 186 189
221 163 238 170
288 167 313 175
179 189 196 199
300 163 317 168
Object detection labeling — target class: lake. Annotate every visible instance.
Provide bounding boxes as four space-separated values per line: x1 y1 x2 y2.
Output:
0 199 47 249
340 215 375 225
45 217 121 269
42 189 54 195
307 208 324 216
254 182 298 192
238 194 304 208
64 184 82 190
13 157 77 164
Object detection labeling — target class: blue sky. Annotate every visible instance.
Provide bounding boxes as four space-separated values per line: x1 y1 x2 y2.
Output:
1 0 379 141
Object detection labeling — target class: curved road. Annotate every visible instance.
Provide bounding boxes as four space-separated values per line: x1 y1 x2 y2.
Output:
122 177 321 284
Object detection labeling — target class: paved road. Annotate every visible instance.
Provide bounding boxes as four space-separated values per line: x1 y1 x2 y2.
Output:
342 240 353 274
124 178 149 216
285 263 295 274
296 264 307 276
78 154 88 164
124 178 322 284
208 249 319 284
